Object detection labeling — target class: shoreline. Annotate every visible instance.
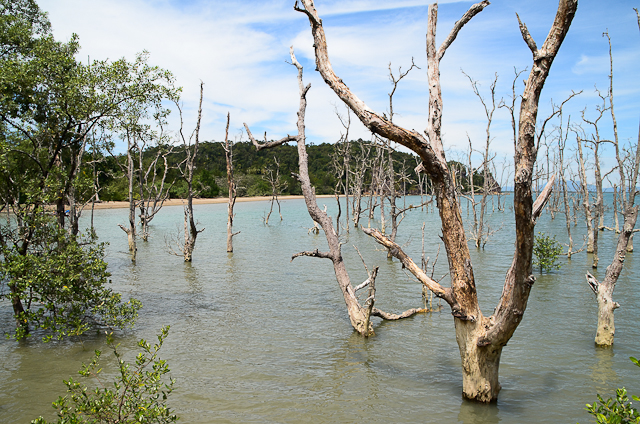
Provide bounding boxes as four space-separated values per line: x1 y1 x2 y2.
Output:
89 195 336 210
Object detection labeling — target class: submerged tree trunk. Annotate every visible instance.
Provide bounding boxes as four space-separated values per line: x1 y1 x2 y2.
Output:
296 0 576 401
586 22 640 346
119 133 137 262
576 136 594 253
587 207 637 345
245 47 423 336
181 82 205 262
224 114 238 253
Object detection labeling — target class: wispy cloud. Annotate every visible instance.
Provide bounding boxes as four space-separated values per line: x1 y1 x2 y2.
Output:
38 0 640 171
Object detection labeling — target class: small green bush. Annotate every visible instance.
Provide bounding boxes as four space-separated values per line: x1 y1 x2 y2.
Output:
32 327 178 424
582 357 640 424
533 232 563 273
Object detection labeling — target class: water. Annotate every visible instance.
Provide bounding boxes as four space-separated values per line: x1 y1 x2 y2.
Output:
1 194 639 423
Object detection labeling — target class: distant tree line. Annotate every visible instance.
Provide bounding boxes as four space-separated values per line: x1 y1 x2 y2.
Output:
93 139 499 201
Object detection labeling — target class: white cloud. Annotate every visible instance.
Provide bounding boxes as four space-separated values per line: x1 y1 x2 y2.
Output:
36 0 640 184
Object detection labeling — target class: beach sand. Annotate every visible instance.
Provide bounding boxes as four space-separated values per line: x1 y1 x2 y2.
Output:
89 195 335 210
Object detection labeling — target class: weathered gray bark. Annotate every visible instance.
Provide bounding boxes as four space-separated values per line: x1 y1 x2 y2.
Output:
296 0 576 401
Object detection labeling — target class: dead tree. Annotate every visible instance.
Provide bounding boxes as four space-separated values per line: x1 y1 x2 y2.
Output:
136 122 175 242
263 156 287 224
586 23 640 347
384 60 424 254
118 128 138 262
579 90 617 268
336 106 351 232
295 0 576 402
556 112 582 258
224 114 239 253
175 82 205 262
350 140 373 227
462 72 499 248
574 126 594 254
245 47 423 336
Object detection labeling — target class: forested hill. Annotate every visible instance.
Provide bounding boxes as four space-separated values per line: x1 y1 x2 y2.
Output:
97 139 433 201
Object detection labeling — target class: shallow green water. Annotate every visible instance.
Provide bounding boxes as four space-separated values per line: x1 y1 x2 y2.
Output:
1 195 639 423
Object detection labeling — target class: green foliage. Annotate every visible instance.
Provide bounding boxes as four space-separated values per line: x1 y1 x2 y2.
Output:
101 139 432 200
194 169 220 198
32 327 178 424
0 212 141 341
533 232 563 273
582 357 640 424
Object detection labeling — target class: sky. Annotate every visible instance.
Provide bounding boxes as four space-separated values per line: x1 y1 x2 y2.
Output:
38 0 640 183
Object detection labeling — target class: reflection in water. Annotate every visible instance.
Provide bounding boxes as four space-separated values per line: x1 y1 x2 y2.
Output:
590 346 619 394
458 399 501 424
3 196 640 423
183 261 202 294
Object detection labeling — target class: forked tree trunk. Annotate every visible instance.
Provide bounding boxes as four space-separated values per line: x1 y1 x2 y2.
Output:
245 48 424 336
585 21 640 346
587 208 637 345
181 82 204 262
296 0 576 401
224 114 238 253
576 137 594 253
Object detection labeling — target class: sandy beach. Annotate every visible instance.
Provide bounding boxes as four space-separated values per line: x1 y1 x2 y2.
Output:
90 195 335 210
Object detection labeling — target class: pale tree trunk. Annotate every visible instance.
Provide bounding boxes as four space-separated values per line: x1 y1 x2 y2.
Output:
579 90 610 267
586 23 640 346
350 141 371 228
385 60 420 252
463 71 498 249
245 47 423 337
119 132 137 262
296 0 576 401
557 114 578 258
576 136 594 253
177 82 205 262
225 114 239 253
587 207 637 345
264 156 286 225
613 184 620 232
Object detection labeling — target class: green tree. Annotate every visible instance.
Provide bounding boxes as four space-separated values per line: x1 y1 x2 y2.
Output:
32 327 178 424
0 213 141 341
533 232 563 273
0 0 175 338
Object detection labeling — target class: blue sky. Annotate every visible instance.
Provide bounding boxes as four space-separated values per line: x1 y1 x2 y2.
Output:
39 0 639 183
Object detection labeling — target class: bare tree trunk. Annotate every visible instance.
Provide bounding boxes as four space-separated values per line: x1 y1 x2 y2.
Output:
558 117 576 258
119 132 137 262
613 184 620 232
245 47 422 336
463 71 498 249
587 22 640 346
225 114 238 253
179 82 205 262
576 136 594 253
296 0 576 401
